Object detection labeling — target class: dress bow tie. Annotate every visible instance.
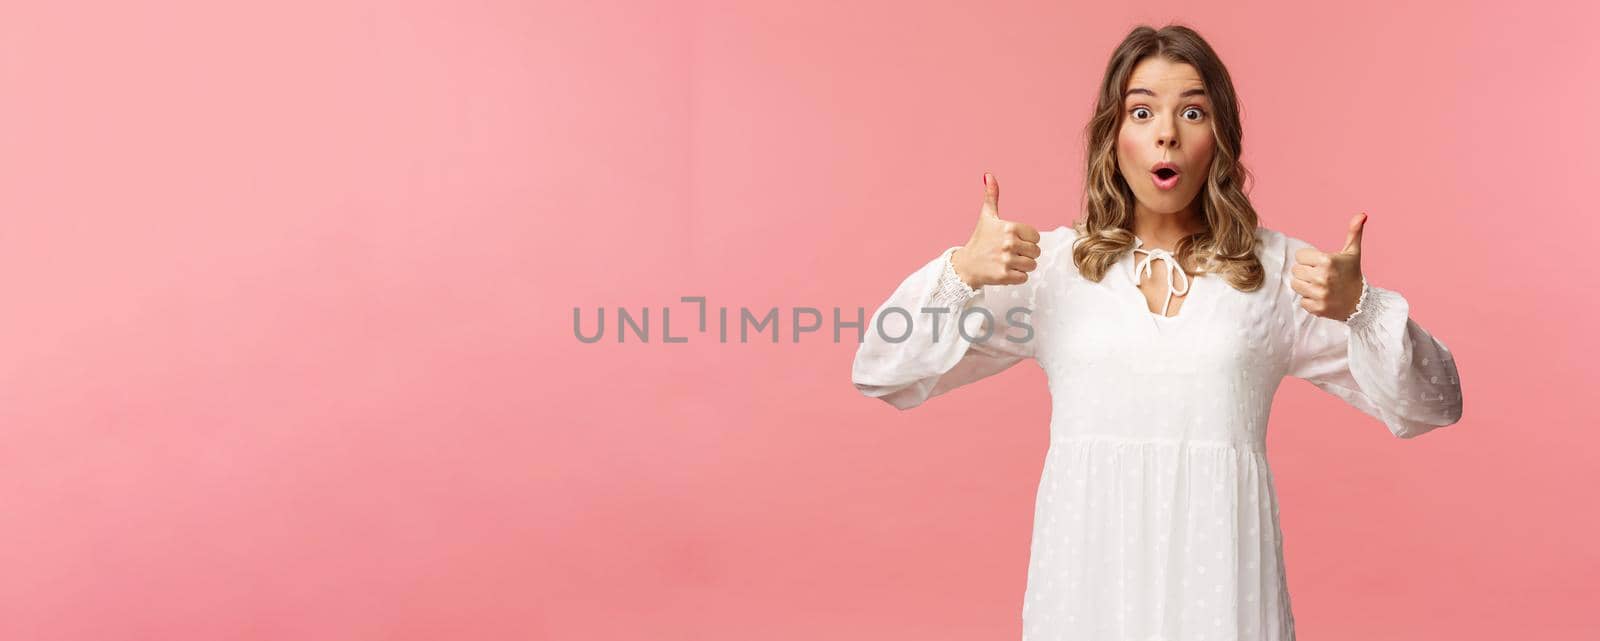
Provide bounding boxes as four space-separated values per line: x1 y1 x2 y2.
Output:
1131 238 1190 317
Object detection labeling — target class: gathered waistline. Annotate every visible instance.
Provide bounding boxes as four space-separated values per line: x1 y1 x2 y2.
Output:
1050 434 1266 454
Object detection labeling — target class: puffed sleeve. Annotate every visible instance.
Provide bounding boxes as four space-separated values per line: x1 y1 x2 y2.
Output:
1281 234 1464 438
851 226 1070 410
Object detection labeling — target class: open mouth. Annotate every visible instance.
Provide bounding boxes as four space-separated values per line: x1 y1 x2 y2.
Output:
1151 166 1181 190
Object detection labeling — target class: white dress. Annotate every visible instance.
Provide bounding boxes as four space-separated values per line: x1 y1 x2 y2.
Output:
850 225 1464 641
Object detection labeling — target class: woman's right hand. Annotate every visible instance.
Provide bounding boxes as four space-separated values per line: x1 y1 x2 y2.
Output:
952 172 1042 289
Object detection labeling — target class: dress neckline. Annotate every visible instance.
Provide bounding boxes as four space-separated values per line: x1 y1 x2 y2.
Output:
1125 235 1205 330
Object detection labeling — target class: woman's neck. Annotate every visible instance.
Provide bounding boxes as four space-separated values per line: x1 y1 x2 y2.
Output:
1130 204 1205 251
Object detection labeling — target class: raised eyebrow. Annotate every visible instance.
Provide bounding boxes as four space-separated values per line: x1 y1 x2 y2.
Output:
1124 87 1209 100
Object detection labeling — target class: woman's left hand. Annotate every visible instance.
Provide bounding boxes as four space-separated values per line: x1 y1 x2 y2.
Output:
1290 212 1368 322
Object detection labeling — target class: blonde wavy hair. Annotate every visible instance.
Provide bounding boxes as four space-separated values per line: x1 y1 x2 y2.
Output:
1071 24 1265 292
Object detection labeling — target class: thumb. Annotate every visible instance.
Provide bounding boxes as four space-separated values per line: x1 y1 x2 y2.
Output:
981 172 1000 218
1342 212 1366 255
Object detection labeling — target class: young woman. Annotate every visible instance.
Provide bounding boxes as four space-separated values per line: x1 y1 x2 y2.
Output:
850 24 1463 641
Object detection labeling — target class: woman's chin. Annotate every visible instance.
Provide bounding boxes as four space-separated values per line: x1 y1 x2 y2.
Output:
1134 194 1198 215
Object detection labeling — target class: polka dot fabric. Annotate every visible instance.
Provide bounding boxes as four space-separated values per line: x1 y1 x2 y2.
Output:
852 225 1464 641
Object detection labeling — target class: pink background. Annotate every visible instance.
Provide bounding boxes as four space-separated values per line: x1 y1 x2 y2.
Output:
2 1 1595 639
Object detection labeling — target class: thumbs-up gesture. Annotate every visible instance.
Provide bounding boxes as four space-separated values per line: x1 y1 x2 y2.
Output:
952 172 1042 289
1291 212 1368 321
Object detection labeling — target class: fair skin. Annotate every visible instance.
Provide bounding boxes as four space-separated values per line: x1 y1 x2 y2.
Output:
955 57 1366 321
950 173 1040 290
1116 56 1215 315
1118 57 1214 251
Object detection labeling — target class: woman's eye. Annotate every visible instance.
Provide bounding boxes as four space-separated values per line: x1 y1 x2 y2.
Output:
1128 107 1203 121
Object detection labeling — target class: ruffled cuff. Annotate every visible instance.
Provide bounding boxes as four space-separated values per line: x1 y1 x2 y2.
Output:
1345 275 1400 336
932 246 982 308
1342 274 1371 323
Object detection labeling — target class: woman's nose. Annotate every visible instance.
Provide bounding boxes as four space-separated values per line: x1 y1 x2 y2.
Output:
1157 118 1179 148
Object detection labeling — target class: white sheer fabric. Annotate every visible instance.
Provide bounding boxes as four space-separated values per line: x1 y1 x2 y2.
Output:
851 226 1464 641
